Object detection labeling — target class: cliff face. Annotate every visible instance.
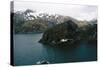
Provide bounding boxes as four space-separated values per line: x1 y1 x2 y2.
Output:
39 20 79 45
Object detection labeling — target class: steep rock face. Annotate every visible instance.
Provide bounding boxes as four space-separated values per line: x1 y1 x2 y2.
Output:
39 20 79 45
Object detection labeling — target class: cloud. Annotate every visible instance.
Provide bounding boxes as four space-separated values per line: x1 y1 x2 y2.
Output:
14 1 98 21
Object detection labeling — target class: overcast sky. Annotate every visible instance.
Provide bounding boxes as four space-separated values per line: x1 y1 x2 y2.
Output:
14 1 98 21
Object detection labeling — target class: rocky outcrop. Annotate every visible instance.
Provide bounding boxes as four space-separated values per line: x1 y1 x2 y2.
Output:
39 19 97 46
39 20 79 46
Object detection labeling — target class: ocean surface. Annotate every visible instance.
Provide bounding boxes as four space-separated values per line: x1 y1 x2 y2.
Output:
13 33 97 66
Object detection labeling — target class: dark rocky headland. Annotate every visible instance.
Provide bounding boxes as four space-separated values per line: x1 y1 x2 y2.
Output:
39 19 97 47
